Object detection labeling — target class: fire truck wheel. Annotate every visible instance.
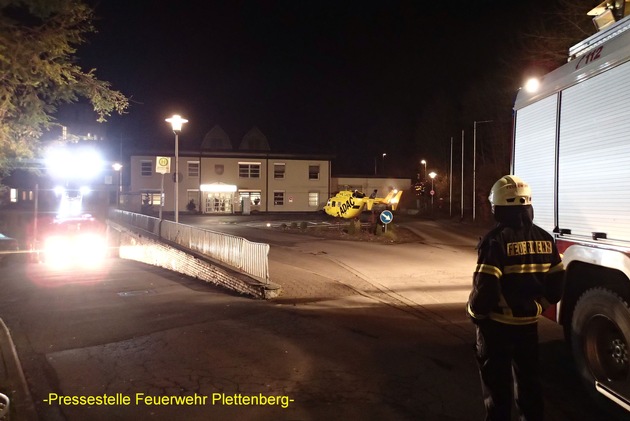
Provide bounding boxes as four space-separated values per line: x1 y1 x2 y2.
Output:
571 288 630 398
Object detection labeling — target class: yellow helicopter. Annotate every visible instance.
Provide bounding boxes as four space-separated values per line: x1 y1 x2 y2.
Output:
323 189 403 219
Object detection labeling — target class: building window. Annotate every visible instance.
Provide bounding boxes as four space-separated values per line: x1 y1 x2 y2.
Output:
10 189 17 203
273 191 285 206
188 161 199 177
141 191 162 206
239 162 261 178
239 191 262 206
309 165 320 180
141 161 152 176
274 163 285 179
308 192 319 207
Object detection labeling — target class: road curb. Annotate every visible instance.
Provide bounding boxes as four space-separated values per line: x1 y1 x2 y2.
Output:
0 318 38 421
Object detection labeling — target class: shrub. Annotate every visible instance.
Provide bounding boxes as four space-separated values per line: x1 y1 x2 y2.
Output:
382 229 397 241
347 219 360 235
300 221 308 230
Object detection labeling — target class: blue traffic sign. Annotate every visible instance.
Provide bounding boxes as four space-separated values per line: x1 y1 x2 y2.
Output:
380 210 394 224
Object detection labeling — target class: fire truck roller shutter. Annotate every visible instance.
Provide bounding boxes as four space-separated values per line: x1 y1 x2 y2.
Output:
513 94 557 234
558 59 630 241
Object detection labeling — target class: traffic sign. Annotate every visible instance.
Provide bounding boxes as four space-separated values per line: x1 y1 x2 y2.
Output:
380 210 394 224
171 172 183 183
156 156 171 174
430 189 435 196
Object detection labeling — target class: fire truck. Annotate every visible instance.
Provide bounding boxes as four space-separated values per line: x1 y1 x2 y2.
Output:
512 3 630 412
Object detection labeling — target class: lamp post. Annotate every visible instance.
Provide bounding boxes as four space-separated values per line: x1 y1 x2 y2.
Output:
473 120 493 222
420 159 427 180
382 153 387 175
165 114 188 223
112 162 123 207
429 171 437 212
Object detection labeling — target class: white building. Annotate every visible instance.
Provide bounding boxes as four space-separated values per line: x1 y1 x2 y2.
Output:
127 125 412 215
130 152 332 214
129 126 332 214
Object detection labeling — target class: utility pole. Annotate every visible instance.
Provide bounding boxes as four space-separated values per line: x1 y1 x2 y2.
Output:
461 130 464 221
473 120 493 222
449 137 453 217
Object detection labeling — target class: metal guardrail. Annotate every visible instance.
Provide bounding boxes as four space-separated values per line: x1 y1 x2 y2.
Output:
109 210 270 283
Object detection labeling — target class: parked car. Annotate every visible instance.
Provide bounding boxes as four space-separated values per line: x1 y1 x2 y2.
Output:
0 232 19 264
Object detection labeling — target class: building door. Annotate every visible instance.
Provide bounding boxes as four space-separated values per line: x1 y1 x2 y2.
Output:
204 192 233 213
187 190 199 212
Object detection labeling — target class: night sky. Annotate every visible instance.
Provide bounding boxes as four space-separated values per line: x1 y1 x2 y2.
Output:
72 0 550 175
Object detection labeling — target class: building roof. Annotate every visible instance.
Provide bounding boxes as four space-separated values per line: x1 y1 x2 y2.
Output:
239 126 270 151
200 125 232 150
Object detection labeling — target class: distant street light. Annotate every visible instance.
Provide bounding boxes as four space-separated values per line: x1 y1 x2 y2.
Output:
429 171 437 212
165 114 188 223
420 159 427 180
375 153 387 175
112 162 123 207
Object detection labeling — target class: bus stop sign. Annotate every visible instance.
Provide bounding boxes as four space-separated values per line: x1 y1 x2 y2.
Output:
156 156 171 174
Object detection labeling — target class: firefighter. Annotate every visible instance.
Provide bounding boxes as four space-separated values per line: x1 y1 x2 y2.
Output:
467 175 564 421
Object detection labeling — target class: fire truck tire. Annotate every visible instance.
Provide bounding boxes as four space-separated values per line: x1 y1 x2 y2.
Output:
571 287 630 402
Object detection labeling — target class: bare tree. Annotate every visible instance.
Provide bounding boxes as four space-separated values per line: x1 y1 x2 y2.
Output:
516 0 596 74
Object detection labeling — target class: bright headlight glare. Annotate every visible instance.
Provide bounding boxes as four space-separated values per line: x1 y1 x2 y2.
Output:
43 233 107 268
45 235 68 251
46 146 104 180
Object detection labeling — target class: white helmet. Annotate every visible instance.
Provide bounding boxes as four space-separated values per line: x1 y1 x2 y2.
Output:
488 175 532 207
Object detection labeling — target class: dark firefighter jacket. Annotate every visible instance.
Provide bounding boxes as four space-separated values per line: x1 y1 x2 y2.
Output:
467 221 565 325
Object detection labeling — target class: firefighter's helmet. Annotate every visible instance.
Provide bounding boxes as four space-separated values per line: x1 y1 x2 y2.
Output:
488 175 532 207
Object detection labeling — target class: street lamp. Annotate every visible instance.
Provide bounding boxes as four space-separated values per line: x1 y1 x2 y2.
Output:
473 120 493 222
429 171 437 211
165 114 188 223
420 159 427 180
382 153 387 175
112 162 122 207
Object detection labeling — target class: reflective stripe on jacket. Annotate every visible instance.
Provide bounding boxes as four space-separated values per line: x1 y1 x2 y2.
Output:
467 223 564 325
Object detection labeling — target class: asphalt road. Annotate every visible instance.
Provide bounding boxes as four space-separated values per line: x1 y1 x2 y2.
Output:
0 215 625 420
